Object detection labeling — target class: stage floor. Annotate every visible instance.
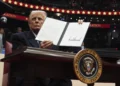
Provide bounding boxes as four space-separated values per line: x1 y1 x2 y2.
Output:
72 80 115 86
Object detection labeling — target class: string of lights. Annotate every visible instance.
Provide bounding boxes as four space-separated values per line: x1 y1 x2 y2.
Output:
3 0 120 16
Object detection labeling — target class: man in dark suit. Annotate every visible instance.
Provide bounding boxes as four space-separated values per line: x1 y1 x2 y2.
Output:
11 10 53 49
11 10 72 86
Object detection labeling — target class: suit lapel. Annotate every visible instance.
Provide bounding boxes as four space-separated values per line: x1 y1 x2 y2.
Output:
28 39 39 48
26 31 40 48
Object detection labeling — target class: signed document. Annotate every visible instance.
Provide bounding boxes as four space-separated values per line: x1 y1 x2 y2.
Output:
36 17 90 47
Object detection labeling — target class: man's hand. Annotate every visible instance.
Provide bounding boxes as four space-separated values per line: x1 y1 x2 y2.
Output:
78 19 83 24
40 40 53 49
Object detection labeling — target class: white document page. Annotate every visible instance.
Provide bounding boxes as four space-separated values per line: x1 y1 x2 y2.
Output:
36 17 67 45
60 22 90 47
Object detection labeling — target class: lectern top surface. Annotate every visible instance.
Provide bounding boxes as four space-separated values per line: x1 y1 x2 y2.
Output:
1 46 76 62
24 47 75 57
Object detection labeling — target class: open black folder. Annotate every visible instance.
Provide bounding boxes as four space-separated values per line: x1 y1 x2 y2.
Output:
36 17 90 47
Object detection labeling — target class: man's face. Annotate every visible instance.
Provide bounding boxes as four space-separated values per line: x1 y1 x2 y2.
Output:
0 28 4 34
17 28 22 33
28 12 45 31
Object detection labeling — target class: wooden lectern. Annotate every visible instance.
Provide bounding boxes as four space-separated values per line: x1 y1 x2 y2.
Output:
2 47 120 86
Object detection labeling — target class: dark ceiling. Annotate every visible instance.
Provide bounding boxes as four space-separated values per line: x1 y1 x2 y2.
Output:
17 0 120 11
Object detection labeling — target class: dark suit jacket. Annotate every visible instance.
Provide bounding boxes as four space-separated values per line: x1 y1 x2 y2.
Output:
11 31 59 50
10 30 72 86
11 31 39 49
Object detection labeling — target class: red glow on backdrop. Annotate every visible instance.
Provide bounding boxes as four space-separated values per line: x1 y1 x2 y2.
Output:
3 12 110 28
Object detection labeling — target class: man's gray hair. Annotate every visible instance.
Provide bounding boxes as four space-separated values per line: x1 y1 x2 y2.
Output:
29 10 47 19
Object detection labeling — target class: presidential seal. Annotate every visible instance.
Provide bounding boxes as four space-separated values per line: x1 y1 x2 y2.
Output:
73 49 102 84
